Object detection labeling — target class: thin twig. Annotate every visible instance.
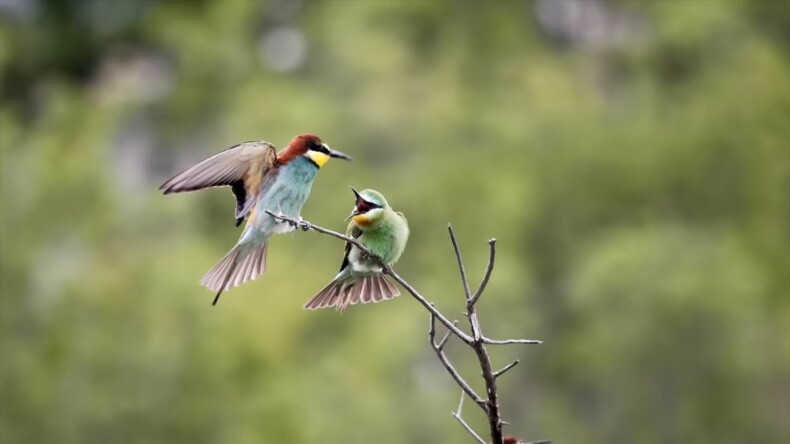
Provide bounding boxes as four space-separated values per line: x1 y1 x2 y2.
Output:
483 337 542 346
452 390 487 444
438 320 458 350
387 271 474 345
429 315 488 412
470 238 496 306
448 224 473 302
266 210 366 251
493 360 519 379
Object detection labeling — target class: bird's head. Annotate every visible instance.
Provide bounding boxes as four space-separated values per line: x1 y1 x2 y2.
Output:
348 188 389 226
285 134 353 167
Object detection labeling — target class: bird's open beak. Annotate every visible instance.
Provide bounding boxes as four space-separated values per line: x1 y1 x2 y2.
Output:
346 188 364 220
325 144 353 161
345 209 361 221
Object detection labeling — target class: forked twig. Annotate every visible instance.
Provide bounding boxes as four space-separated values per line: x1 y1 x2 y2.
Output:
429 315 487 412
453 390 487 444
493 360 520 379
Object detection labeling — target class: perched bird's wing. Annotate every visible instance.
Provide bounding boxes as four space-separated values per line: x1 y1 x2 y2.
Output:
339 221 363 272
160 141 278 226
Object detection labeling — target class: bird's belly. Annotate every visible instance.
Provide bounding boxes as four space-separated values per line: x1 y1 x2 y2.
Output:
272 222 296 234
348 244 384 274
350 257 383 274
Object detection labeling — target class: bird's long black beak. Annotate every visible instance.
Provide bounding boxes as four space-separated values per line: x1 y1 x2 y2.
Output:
327 146 353 161
346 187 364 220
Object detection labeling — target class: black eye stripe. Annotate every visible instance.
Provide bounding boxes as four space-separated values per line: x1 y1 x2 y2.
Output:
355 197 382 213
310 142 330 154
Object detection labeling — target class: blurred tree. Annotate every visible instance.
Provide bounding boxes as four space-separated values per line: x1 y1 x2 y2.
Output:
1 0 788 443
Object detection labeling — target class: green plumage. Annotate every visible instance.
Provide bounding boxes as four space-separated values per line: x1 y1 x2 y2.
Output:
305 189 409 312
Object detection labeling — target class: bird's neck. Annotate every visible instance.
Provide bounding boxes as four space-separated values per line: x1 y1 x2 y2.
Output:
357 210 395 233
281 155 320 183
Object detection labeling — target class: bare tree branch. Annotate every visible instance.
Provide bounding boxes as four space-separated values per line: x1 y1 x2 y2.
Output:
385 270 474 345
483 337 543 346
437 320 457 350
264 212 544 444
452 390 487 444
493 360 520 379
429 315 488 412
470 238 496 306
448 224 473 302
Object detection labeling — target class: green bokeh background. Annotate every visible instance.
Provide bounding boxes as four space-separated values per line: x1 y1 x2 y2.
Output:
1 1 788 443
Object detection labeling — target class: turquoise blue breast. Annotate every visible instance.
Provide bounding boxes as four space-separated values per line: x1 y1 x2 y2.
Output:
253 156 319 231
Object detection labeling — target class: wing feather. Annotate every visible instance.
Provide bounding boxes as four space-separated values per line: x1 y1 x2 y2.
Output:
160 141 278 224
339 222 363 272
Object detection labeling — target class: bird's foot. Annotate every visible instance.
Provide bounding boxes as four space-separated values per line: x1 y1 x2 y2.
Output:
296 217 311 231
271 206 307 229
274 205 293 225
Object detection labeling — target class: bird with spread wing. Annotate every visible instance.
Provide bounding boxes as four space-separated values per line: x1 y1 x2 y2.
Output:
160 134 352 305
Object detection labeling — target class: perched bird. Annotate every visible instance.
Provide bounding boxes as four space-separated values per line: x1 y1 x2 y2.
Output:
160 134 352 305
305 188 409 312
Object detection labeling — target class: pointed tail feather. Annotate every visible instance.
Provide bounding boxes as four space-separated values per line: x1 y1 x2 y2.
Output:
304 280 343 311
379 275 400 300
200 240 268 305
304 274 400 312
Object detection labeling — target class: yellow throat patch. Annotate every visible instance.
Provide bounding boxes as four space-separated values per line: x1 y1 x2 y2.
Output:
307 151 330 168
352 214 372 226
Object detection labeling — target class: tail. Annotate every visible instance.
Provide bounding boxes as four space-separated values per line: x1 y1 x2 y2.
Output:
304 274 400 313
200 240 268 306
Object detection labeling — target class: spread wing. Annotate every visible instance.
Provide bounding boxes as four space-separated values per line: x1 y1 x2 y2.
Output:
339 222 363 272
160 141 278 226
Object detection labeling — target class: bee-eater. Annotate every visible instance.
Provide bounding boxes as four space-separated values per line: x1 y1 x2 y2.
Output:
160 134 352 305
305 188 409 312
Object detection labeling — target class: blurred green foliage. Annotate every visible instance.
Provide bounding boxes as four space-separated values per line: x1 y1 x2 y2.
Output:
1 0 788 443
